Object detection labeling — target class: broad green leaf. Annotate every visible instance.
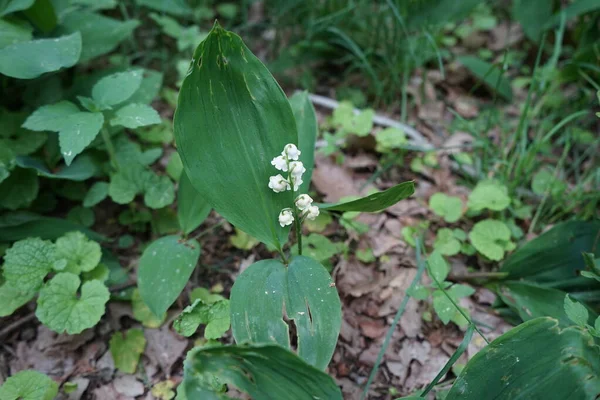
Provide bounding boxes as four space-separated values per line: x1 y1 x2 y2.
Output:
512 0 553 41
3 237 55 292
131 288 165 328
16 153 100 181
429 193 463 223
230 256 341 370
0 167 38 210
0 32 81 79
136 0 191 16
177 170 211 235
181 344 343 400
22 101 79 131
138 236 201 316
289 91 317 194
58 111 104 165
0 19 32 48
0 369 58 400
467 179 510 211
469 219 511 261
0 212 105 242
564 295 589 327
92 70 144 108
36 272 109 334
173 298 230 339
0 282 35 317
22 0 56 33
427 250 449 282
59 11 139 62
144 174 175 209
83 181 109 207
54 231 102 274
433 228 461 256
174 23 298 250
0 0 35 16
457 56 512 101
446 318 600 400
109 328 146 374
319 181 415 212
110 103 161 128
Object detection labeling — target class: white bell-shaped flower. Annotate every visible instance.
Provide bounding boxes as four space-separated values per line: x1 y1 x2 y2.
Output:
283 144 301 160
304 205 320 220
289 161 305 178
295 194 313 211
268 174 290 193
292 177 303 191
278 208 294 227
271 155 288 171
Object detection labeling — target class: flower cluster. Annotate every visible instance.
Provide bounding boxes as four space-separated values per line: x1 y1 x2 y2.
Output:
268 144 319 227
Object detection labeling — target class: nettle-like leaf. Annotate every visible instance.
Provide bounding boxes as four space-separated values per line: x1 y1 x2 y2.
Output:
429 193 463 223
110 103 161 129
174 298 230 339
0 32 81 79
3 237 56 292
564 295 589 328
92 69 143 109
54 231 102 274
0 282 35 317
230 256 341 370
174 22 297 250
434 228 461 256
469 219 512 261
108 161 175 209
0 369 58 400
467 179 511 212
109 328 147 374
138 236 201 316
36 272 110 334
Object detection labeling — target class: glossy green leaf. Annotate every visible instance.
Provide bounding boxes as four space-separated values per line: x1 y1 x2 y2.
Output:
289 91 317 194
180 344 343 400
22 100 79 131
16 154 100 181
457 56 512 101
446 318 600 399
92 70 143 108
59 112 104 165
319 181 414 212
0 0 35 16
131 288 165 328
230 256 341 370
0 32 81 79
110 103 161 128
177 170 211 235
22 0 57 33
0 19 32 48
174 23 297 250
137 235 201 316
0 369 58 400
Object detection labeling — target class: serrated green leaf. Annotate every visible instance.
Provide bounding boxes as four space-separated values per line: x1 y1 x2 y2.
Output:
58 111 104 165
23 101 80 131
144 174 175 209
36 272 109 334
174 23 297 250
0 167 38 210
0 32 81 79
434 228 461 256
83 182 109 207
132 288 166 328
319 181 415 212
92 69 143 108
0 282 35 317
54 231 102 274
109 328 146 373
177 170 211 235
427 250 449 283
469 219 511 261
429 193 463 223
0 369 58 400
467 179 511 212
564 295 589 327
138 236 201 316
3 237 56 292
174 298 230 339
110 103 161 129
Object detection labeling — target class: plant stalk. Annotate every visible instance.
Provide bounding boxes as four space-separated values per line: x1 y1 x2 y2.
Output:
101 126 119 171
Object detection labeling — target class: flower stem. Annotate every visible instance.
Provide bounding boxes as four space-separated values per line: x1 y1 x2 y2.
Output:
294 209 303 256
101 125 119 171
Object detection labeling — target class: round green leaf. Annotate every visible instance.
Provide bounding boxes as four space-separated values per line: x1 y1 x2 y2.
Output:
0 369 58 400
429 193 463 223
55 231 102 273
469 219 511 261
433 228 461 256
467 179 511 212
137 236 201 317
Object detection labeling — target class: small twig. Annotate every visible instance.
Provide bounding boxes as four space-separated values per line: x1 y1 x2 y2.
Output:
0 313 36 339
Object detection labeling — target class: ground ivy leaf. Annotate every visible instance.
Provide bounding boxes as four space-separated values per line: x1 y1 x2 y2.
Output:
131 288 166 328
0 369 58 400
3 237 56 292
173 298 230 339
564 295 588 327
110 103 161 129
108 170 141 204
434 228 461 256
58 112 104 165
92 69 143 107
83 181 109 207
22 101 80 132
429 193 463 223
144 174 175 209
109 328 147 373
36 272 109 334
469 219 512 261
467 179 511 212
54 231 102 274
0 283 35 317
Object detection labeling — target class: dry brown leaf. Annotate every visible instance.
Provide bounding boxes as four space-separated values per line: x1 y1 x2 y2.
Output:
144 326 188 376
312 156 359 202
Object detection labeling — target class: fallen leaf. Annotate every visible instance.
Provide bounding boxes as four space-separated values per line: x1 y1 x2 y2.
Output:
144 326 187 376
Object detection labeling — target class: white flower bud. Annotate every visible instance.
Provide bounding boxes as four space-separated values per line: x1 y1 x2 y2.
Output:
271 155 288 171
278 208 294 227
268 174 290 193
289 161 305 178
295 194 313 211
283 143 301 160
304 205 320 220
